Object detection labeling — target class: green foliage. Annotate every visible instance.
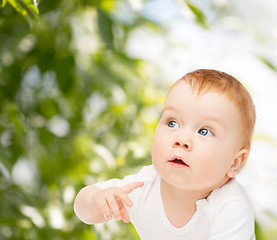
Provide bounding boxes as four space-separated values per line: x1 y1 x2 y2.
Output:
258 56 277 73
0 1 165 239
1 0 39 27
185 0 208 28
1 0 7 7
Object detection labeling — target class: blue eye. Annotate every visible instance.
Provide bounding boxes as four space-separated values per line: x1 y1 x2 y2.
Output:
168 121 180 128
198 128 213 136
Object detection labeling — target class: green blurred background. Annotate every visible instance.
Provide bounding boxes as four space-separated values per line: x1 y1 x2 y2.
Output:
0 0 277 239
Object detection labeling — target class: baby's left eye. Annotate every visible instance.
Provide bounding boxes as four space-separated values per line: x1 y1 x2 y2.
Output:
198 128 213 136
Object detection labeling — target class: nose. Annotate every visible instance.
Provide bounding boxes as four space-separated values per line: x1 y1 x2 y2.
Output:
173 134 192 151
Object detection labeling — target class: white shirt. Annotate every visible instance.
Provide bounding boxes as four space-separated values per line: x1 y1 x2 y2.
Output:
95 165 255 240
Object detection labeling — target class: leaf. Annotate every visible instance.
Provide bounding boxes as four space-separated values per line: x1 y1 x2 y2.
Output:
253 133 277 146
97 7 115 49
7 0 39 27
185 1 208 28
1 0 8 7
259 56 277 72
99 0 116 13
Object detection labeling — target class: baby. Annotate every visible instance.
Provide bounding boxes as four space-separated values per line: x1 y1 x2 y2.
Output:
74 69 256 239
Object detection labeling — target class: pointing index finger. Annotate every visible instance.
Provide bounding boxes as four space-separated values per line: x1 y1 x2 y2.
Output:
121 181 144 194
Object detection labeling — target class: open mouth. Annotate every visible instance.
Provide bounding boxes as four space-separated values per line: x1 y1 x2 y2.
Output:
169 158 189 167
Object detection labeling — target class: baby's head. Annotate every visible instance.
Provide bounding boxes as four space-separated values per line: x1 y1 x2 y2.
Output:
152 69 256 192
172 69 256 153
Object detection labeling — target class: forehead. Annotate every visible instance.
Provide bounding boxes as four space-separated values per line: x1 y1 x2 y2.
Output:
164 82 241 124
167 81 235 105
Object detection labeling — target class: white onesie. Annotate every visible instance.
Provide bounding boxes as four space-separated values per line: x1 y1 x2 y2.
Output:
95 165 255 240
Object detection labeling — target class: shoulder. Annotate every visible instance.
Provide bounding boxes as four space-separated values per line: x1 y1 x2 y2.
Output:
205 178 255 239
207 178 254 216
208 178 252 206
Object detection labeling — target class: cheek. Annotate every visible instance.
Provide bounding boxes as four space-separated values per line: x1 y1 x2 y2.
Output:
195 150 214 172
195 144 229 174
152 128 167 159
153 126 164 144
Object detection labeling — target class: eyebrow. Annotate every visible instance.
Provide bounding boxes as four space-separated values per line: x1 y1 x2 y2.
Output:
203 116 225 129
162 106 225 129
162 106 178 114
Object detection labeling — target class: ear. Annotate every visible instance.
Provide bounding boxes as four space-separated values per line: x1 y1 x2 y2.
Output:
227 148 248 178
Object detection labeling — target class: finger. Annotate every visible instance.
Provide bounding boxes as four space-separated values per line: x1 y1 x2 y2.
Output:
116 192 133 208
120 204 130 223
106 194 122 220
94 197 112 221
103 212 112 221
121 181 144 194
103 205 113 221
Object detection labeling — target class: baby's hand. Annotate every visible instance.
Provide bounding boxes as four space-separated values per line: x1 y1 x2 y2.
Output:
93 181 144 223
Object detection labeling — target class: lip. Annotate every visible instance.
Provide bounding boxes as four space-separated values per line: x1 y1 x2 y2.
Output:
168 156 190 168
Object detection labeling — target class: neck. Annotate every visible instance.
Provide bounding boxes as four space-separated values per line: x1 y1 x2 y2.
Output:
159 176 231 228
160 178 212 204
160 179 212 228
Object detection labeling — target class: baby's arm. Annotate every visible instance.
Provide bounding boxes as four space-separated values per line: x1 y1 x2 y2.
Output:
74 181 144 224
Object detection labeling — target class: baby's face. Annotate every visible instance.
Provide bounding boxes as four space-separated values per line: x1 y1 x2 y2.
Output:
152 82 245 194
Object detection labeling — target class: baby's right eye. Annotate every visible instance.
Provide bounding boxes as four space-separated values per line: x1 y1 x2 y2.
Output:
168 121 180 128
